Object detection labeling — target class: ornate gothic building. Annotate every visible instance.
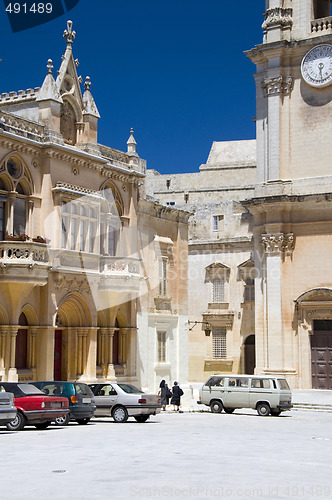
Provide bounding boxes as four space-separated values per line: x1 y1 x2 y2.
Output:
0 21 190 392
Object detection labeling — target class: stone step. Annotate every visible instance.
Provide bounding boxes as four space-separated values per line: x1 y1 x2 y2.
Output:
293 403 332 412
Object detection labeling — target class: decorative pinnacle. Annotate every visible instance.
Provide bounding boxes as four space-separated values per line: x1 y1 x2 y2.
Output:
63 20 76 45
84 76 91 91
47 59 53 75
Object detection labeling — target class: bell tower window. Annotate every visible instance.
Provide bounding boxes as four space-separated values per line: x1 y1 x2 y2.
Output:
313 0 332 19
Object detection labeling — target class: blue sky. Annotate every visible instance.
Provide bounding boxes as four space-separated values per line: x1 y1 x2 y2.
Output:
0 0 265 173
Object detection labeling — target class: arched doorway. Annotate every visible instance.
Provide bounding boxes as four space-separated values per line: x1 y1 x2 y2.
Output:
55 293 92 381
244 335 255 374
311 320 332 389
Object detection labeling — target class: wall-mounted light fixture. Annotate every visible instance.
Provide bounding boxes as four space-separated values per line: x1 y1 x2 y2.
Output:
188 320 212 336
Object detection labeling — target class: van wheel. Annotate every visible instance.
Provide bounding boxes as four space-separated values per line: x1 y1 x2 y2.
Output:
223 408 234 414
271 410 281 416
210 401 223 413
257 403 270 416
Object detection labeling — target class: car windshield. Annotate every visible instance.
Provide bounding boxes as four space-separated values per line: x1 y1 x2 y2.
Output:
117 384 142 394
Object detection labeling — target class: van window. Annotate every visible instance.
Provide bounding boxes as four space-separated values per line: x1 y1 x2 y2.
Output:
278 379 290 390
206 376 224 387
228 378 248 388
251 379 271 389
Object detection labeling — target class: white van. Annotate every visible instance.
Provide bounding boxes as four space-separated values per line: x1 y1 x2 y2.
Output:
198 375 292 416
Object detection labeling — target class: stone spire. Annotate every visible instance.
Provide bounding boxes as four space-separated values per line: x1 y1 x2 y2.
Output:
127 128 138 156
37 59 63 103
82 76 100 118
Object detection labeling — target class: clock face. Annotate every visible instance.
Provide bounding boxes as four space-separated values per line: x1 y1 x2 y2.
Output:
301 44 332 88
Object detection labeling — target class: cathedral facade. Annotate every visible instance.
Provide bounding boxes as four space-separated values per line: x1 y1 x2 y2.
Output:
147 0 332 390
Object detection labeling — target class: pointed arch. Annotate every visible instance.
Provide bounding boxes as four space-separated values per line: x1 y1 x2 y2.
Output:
56 293 92 327
21 304 38 325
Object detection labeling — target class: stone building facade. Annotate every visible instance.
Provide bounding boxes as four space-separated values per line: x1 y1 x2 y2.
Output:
0 21 190 393
147 0 332 390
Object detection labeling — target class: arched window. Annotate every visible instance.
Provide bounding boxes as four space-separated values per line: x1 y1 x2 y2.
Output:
313 0 332 19
0 155 32 239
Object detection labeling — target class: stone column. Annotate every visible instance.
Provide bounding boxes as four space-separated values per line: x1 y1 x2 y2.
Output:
262 75 293 181
107 328 116 380
8 327 18 381
261 232 294 371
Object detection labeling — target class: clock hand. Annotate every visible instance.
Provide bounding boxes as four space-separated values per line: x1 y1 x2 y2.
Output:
318 62 324 79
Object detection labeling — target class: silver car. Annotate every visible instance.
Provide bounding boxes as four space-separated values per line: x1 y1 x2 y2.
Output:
0 391 17 426
89 383 161 423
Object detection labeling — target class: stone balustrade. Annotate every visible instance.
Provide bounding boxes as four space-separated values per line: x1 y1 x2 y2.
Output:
311 16 332 33
0 241 50 272
0 111 45 142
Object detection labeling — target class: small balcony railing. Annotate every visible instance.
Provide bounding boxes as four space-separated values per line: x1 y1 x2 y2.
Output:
311 16 332 33
0 240 49 266
101 256 141 276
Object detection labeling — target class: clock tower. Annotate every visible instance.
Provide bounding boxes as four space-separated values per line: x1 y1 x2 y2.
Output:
245 1 332 389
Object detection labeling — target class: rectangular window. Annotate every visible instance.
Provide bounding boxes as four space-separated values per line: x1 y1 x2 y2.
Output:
61 201 97 252
212 279 224 302
158 258 168 296
244 279 255 302
157 331 166 363
13 197 26 236
213 215 224 231
212 327 227 359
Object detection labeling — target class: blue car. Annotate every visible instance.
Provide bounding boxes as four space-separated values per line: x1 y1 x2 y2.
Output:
31 381 96 425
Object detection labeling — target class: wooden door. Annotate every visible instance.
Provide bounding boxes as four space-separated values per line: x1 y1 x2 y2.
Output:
54 330 62 380
311 321 332 390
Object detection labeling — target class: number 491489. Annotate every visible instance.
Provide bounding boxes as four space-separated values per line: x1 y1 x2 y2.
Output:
6 3 53 14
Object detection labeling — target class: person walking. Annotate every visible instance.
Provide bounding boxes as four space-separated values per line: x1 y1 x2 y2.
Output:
170 381 183 411
159 379 172 411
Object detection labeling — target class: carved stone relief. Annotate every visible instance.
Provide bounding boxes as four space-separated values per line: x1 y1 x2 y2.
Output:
261 233 294 254
262 8 293 31
262 76 293 96
60 101 76 145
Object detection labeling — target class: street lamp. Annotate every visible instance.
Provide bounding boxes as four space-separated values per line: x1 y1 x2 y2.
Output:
188 320 212 336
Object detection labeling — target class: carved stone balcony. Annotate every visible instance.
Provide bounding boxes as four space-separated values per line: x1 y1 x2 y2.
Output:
311 16 332 34
99 256 142 293
0 241 50 285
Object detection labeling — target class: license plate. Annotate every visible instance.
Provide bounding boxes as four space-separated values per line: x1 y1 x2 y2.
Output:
83 398 91 404
51 403 61 409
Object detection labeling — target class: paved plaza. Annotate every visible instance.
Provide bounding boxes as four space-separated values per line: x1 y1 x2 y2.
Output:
1 408 332 500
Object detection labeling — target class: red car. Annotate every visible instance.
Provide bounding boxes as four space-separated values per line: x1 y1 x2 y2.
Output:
0 382 69 431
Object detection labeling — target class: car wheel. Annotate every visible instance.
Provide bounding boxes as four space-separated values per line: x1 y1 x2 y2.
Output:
6 411 26 431
54 413 70 426
257 403 270 416
210 400 223 413
76 418 90 425
134 415 150 423
112 406 128 423
223 407 235 414
35 422 51 430
271 410 281 416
